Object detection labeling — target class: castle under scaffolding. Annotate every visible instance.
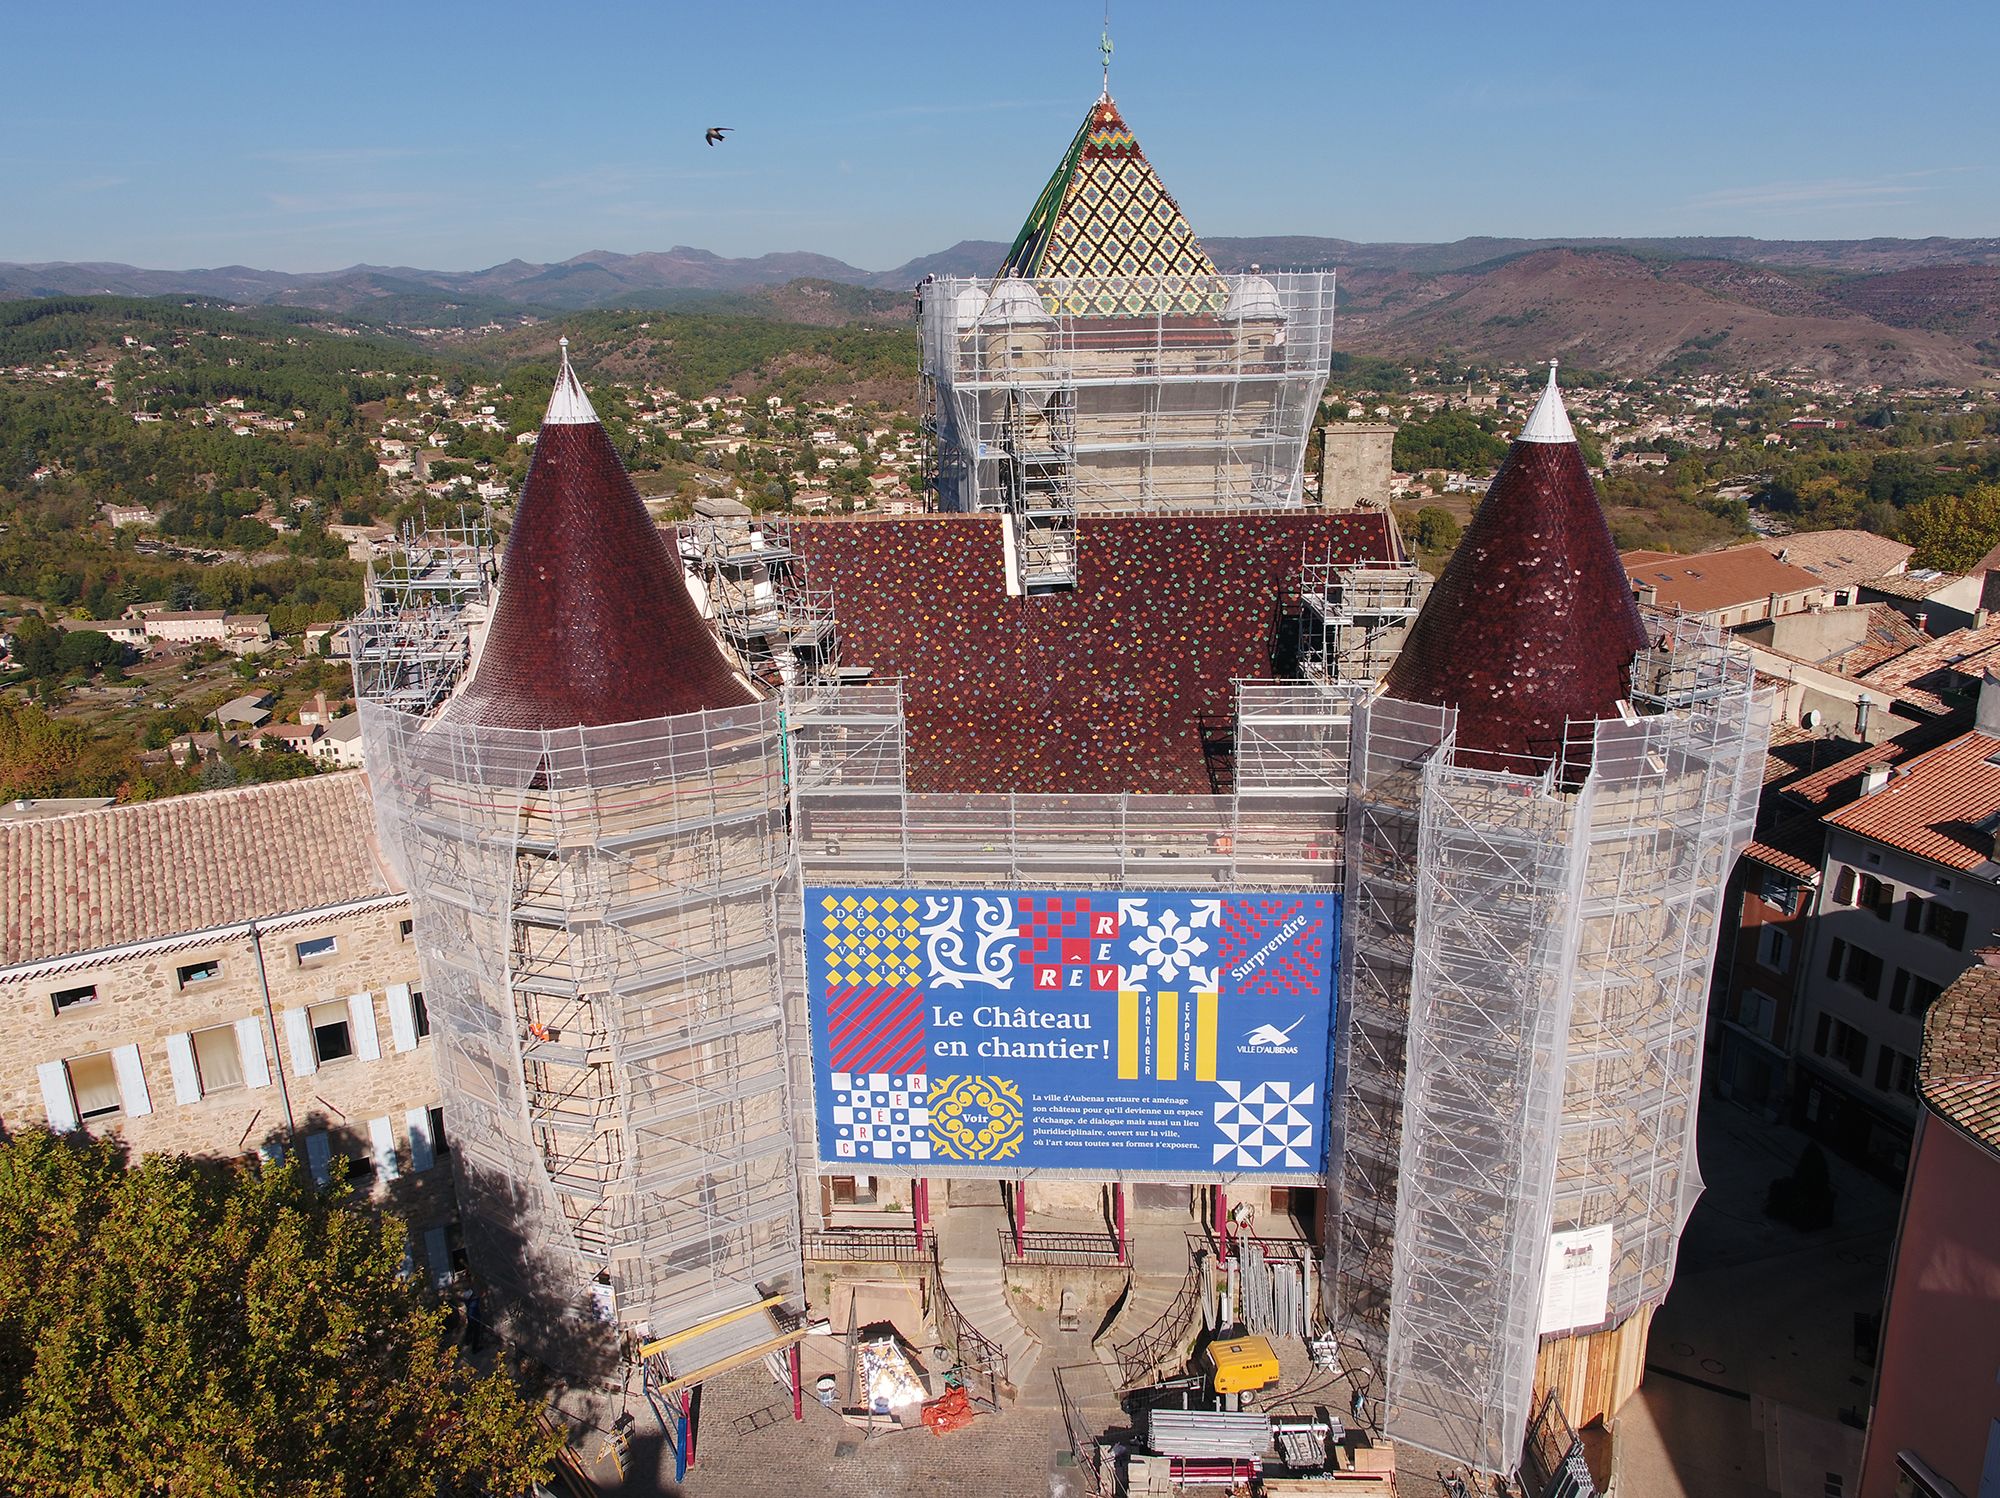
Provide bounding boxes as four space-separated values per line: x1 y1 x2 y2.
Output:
1297 555 1434 686
679 502 838 689
919 271 1337 588
1334 607 1768 1471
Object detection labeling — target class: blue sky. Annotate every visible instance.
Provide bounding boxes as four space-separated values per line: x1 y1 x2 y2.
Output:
3 0 1992 272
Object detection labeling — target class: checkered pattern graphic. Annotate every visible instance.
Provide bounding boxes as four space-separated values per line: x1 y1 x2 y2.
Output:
1212 1080 1317 1170
1014 894 1099 966
819 893 922 987
827 1072 931 1163
1219 899 1327 998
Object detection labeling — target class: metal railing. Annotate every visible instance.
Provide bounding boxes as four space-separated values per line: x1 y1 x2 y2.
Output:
926 1241 1008 1412
1111 1238 1210 1390
802 1227 930 1264
1001 1229 1127 1267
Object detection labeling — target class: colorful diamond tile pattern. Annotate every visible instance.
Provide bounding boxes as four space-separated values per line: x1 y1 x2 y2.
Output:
1000 96 1225 317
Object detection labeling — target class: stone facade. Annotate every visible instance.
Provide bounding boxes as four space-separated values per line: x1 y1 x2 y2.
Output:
1319 423 1397 511
5 896 460 1277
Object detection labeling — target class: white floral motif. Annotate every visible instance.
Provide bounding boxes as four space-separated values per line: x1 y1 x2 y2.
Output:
1129 908 1209 985
923 896 1016 990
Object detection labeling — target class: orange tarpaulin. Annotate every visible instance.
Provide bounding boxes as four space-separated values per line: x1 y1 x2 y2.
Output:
920 1386 976 1437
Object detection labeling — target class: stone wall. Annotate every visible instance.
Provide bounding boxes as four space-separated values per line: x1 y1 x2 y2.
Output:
5 897 458 1263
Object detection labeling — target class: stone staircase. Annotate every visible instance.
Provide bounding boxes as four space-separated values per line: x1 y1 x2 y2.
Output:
936 1248 1048 1400
1094 1245 1205 1389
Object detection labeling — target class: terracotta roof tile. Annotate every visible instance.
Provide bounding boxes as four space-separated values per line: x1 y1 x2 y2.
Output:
1860 567 1966 603
1821 729 2000 870
0 773 398 968
1780 712 1971 809
1622 543 1827 616
1922 963 2000 1151
1856 622 2000 717
1760 530 1914 590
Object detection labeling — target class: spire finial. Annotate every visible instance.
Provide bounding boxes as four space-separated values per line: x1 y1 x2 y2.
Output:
544 336 598 426
1100 1 1113 98
1519 357 1575 444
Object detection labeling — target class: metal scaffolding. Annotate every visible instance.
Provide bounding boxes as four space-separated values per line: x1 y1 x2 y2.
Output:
348 509 494 715
358 695 802 1345
1336 608 1769 1473
1298 557 1434 687
918 274 1339 583
680 504 837 689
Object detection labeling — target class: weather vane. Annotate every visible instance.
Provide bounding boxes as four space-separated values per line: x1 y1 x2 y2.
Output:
1100 1 1113 97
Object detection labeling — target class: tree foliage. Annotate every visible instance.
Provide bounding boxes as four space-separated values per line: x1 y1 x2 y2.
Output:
1391 410 1509 474
0 1129 562 1496
1900 483 2000 572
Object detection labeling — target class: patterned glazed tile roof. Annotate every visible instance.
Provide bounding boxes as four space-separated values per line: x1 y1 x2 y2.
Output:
999 94 1224 316
1760 530 1914 590
791 510 1399 794
446 351 753 731
0 773 398 969
1622 543 1827 616
1384 397 1648 775
1921 962 2000 1151
1821 729 2000 871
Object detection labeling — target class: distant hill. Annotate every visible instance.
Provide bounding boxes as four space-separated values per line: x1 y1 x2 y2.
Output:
5 234 1997 380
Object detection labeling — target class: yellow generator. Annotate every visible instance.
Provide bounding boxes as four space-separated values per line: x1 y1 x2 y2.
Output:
1204 1335 1281 1395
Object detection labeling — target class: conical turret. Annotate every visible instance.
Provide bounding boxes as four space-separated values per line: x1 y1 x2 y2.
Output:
1382 363 1646 773
446 340 752 730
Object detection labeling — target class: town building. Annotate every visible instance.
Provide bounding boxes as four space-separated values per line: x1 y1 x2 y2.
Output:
1760 529 1914 605
1861 566 1990 636
1857 956 2000 1498
2 775 459 1279
1622 542 1831 629
1792 682 2000 1174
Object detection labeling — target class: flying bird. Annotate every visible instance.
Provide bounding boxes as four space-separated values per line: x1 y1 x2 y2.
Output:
704 127 732 147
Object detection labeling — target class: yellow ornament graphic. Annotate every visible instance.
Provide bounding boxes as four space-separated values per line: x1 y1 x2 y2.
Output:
928 1076 1024 1162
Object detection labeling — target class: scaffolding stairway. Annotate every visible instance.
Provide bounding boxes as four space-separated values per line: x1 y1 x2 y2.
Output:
1001 383 1078 592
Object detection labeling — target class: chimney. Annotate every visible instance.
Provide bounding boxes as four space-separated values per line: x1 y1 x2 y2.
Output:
1915 611 1929 634
1860 763 1892 796
1979 670 2000 739
1855 691 1875 741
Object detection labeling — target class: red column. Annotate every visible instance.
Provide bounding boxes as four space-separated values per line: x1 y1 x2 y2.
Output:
913 1178 929 1252
1215 1186 1229 1252
790 1341 803 1421
1012 1180 1027 1259
1114 1183 1127 1265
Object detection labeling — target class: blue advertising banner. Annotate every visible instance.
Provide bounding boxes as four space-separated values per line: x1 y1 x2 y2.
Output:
806 887 1337 1178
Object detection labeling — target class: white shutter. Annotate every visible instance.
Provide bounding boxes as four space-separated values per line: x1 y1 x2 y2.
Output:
38 1061 79 1131
165 1032 202 1105
347 992 381 1062
305 1131 332 1187
368 1116 400 1182
386 983 418 1053
111 1044 152 1118
423 1226 452 1286
284 1007 317 1076
234 1017 272 1090
407 1107 436 1172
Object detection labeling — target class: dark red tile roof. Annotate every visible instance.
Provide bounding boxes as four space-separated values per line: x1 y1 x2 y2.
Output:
1383 439 1647 773
792 510 1400 794
447 414 753 731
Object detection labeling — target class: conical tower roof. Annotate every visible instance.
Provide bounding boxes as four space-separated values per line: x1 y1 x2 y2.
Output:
1383 364 1647 774
999 94 1224 316
445 340 753 731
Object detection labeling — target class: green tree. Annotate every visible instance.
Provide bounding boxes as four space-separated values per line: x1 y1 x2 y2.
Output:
0 1129 563 1495
1901 484 2000 572
1409 506 1462 552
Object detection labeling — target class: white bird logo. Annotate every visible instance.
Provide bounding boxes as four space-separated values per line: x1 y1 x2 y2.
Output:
1245 1016 1306 1048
